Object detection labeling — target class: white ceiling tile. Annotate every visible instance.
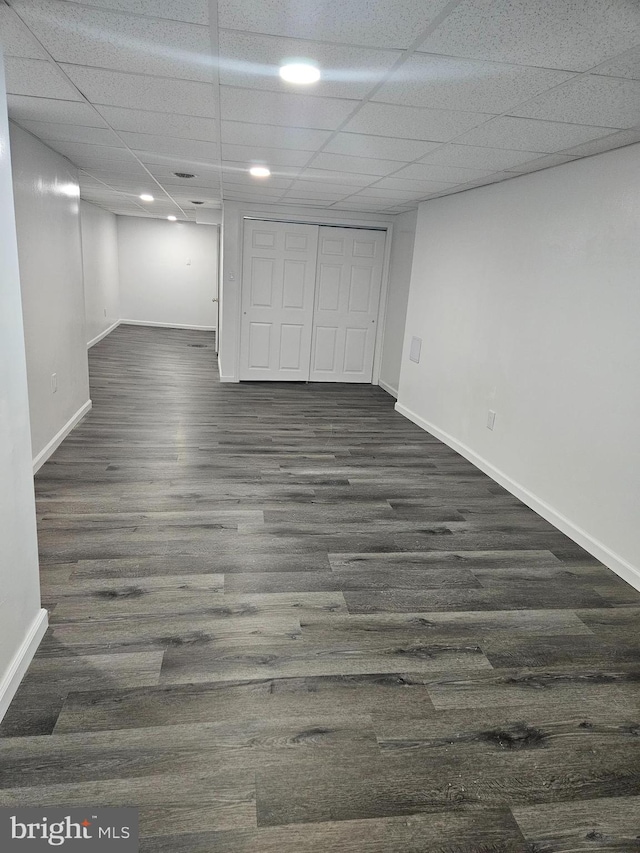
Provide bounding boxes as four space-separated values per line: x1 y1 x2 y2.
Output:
144 166 220 182
559 127 640 157
594 47 640 81
324 133 441 161
297 168 374 186
4 57 82 100
165 190 221 202
14 121 124 146
223 189 286 201
390 162 494 182
343 102 489 141
61 1 209 25
60 65 216 117
287 180 357 196
222 159 299 179
220 87 355 130
7 94 109 126
511 75 640 129
349 186 428 199
218 30 400 99
221 144 312 167
118 132 219 160
221 121 331 150
333 199 394 211
0 5 49 59
222 175 293 190
504 153 580 174
147 185 220 199
373 53 574 114
13 1 213 82
45 140 136 161
150 174 221 189
96 106 217 141
309 152 403 176
417 0 640 71
276 198 334 208
456 116 617 152
218 0 453 49
419 143 544 171
79 163 152 178
373 176 456 192
283 196 347 205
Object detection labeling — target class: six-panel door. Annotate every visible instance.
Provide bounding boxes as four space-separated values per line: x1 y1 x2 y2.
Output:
310 227 386 383
240 220 386 383
240 220 319 381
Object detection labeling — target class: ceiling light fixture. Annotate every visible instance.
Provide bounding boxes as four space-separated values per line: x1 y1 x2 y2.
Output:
249 166 271 178
167 215 177 221
139 193 154 201
279 61 321 85
173 172 196 179
191 200 204 205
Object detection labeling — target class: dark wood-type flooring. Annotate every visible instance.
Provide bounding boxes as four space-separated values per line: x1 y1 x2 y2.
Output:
2 325 639 851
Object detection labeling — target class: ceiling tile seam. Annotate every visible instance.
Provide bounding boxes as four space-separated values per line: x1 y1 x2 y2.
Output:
333 58 629 203
42 0 209 27
351 45 640 201
278 0 470 200
6 0 193 217
76 167 152 213
280 10 640 206
210 0 225 204
217 26 407 55
3 98 220 127
55 61 216 87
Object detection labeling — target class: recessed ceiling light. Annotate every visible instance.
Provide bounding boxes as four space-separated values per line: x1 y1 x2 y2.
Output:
173 172 196 179
279 61 321 85
139 193 154 201
249 166 271 178
167 215 177 221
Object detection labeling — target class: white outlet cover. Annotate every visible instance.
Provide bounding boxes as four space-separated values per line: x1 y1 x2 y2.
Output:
487 410 496 430
409 336 422 364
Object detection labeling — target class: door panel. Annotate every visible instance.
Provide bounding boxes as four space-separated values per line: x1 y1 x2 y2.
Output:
310 227 385 383
240 220 319 380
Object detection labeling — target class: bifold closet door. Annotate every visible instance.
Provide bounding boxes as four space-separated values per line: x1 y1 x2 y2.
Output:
239 220 319 381
310 227 386 383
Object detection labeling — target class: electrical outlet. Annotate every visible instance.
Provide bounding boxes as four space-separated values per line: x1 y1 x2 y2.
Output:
51 373 57 394
409 336 422 364
487 410 496 430
103 308 107 317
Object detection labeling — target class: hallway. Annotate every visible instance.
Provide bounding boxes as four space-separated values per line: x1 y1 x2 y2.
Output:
1 325 639 850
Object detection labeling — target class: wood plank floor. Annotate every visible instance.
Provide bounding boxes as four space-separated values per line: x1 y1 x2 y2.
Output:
2 325 639 852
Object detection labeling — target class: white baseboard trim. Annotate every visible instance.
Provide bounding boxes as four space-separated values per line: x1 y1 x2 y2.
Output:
32 399 92 474
87 319 120 348
0 608 48 724
395 401 640 592
219 374 239 383
120 319 217 332
378 379 398 398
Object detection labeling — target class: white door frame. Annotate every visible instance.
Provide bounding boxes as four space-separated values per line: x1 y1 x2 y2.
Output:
236 214 394 386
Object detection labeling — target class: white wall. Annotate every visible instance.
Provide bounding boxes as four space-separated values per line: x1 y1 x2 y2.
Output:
219 201 393 382
0 51 47 722
10 123 90 470
379 210 417 397
80 200 120 346
397 143 640 587
117 216 218 330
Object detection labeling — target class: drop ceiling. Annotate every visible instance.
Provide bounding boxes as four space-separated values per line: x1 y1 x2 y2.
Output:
1 0 640 219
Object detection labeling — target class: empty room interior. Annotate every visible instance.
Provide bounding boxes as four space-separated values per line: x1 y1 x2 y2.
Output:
1 0 640 850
